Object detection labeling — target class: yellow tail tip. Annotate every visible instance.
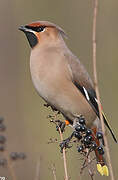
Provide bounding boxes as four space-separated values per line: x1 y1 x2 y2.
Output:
102 165 109 176
97 164 109 176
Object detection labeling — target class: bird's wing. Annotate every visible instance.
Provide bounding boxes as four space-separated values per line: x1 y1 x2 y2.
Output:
67 54 117 143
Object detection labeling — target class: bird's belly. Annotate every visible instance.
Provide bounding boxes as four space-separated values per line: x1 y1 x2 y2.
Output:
31 73 96 127
31 74 54 102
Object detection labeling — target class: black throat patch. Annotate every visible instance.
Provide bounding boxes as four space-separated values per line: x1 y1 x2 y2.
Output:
24 32 38 48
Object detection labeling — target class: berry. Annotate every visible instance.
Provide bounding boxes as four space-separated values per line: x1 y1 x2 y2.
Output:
0 117 4 124
83 137 92 145
81 125 87 132
91 142 97 149
96 132 103 139
86 129 92 136
74 132 82 139
87 135 93 141
75 125 86 132
0 135 6 144
78 145 84 152
79 117 86 125
75 125 82 132
10 152 18 160
97 146 104 155
0 124 6 131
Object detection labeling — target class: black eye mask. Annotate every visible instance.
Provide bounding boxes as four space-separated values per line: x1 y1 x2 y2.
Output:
25 25 46 32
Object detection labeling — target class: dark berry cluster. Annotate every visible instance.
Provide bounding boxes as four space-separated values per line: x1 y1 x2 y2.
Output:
49 115 105 157
74 116 104 155
0 116 26 167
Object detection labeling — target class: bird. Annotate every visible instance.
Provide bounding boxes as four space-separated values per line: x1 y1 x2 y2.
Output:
19 20 117 176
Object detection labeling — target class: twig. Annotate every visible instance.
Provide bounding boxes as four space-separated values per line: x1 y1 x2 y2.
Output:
86 149 94 180
3 150 17 180
58 127 69 180
92 0 115 180
35 161 40 180
80 157 96 172
51 163 57 180
51 112 69 180
80 149 94 178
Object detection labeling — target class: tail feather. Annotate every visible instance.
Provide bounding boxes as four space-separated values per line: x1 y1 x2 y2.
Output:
102 112 117 143
92 127 109 176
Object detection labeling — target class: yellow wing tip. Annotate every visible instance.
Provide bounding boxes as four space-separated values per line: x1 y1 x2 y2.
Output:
97 164 109 176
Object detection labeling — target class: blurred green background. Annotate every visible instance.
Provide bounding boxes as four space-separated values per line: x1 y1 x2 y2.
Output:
0 0 118 179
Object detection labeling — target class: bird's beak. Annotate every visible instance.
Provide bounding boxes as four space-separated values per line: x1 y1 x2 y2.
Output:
19 25 34 33
19 25 27 32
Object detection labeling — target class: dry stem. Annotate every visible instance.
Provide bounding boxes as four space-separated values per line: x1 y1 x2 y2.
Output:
35 161 40 180
92 0 115 179
51 112 69 180
58 127 69 180
51 163 57 180
86 149 94 180
3 150 17 180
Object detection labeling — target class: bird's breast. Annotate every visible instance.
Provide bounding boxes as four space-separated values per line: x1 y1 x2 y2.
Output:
30 49 72 104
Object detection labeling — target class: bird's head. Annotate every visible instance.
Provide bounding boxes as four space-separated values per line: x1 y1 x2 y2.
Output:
19 21 67 48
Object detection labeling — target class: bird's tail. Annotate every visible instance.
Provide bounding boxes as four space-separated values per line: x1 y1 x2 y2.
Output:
92 127 109 176
102 111 117 143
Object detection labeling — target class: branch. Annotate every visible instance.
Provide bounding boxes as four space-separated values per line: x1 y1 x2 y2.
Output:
51 163 57 180
35 161 40 180
3 150 17 180
58 127 69 180
92 0 115 180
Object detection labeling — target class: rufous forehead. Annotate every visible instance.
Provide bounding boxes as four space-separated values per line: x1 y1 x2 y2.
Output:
28 22 41 27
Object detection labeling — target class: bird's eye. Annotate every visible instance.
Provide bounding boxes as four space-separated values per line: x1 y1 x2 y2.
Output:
37 26 46 32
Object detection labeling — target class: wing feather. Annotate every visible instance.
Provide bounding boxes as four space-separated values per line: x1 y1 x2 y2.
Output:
74 82 117 143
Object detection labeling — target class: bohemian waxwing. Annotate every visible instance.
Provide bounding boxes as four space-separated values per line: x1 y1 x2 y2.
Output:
19 21 117 176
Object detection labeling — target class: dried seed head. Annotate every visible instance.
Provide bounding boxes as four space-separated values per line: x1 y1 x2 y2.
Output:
0 135 6 144
10 152 19 160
